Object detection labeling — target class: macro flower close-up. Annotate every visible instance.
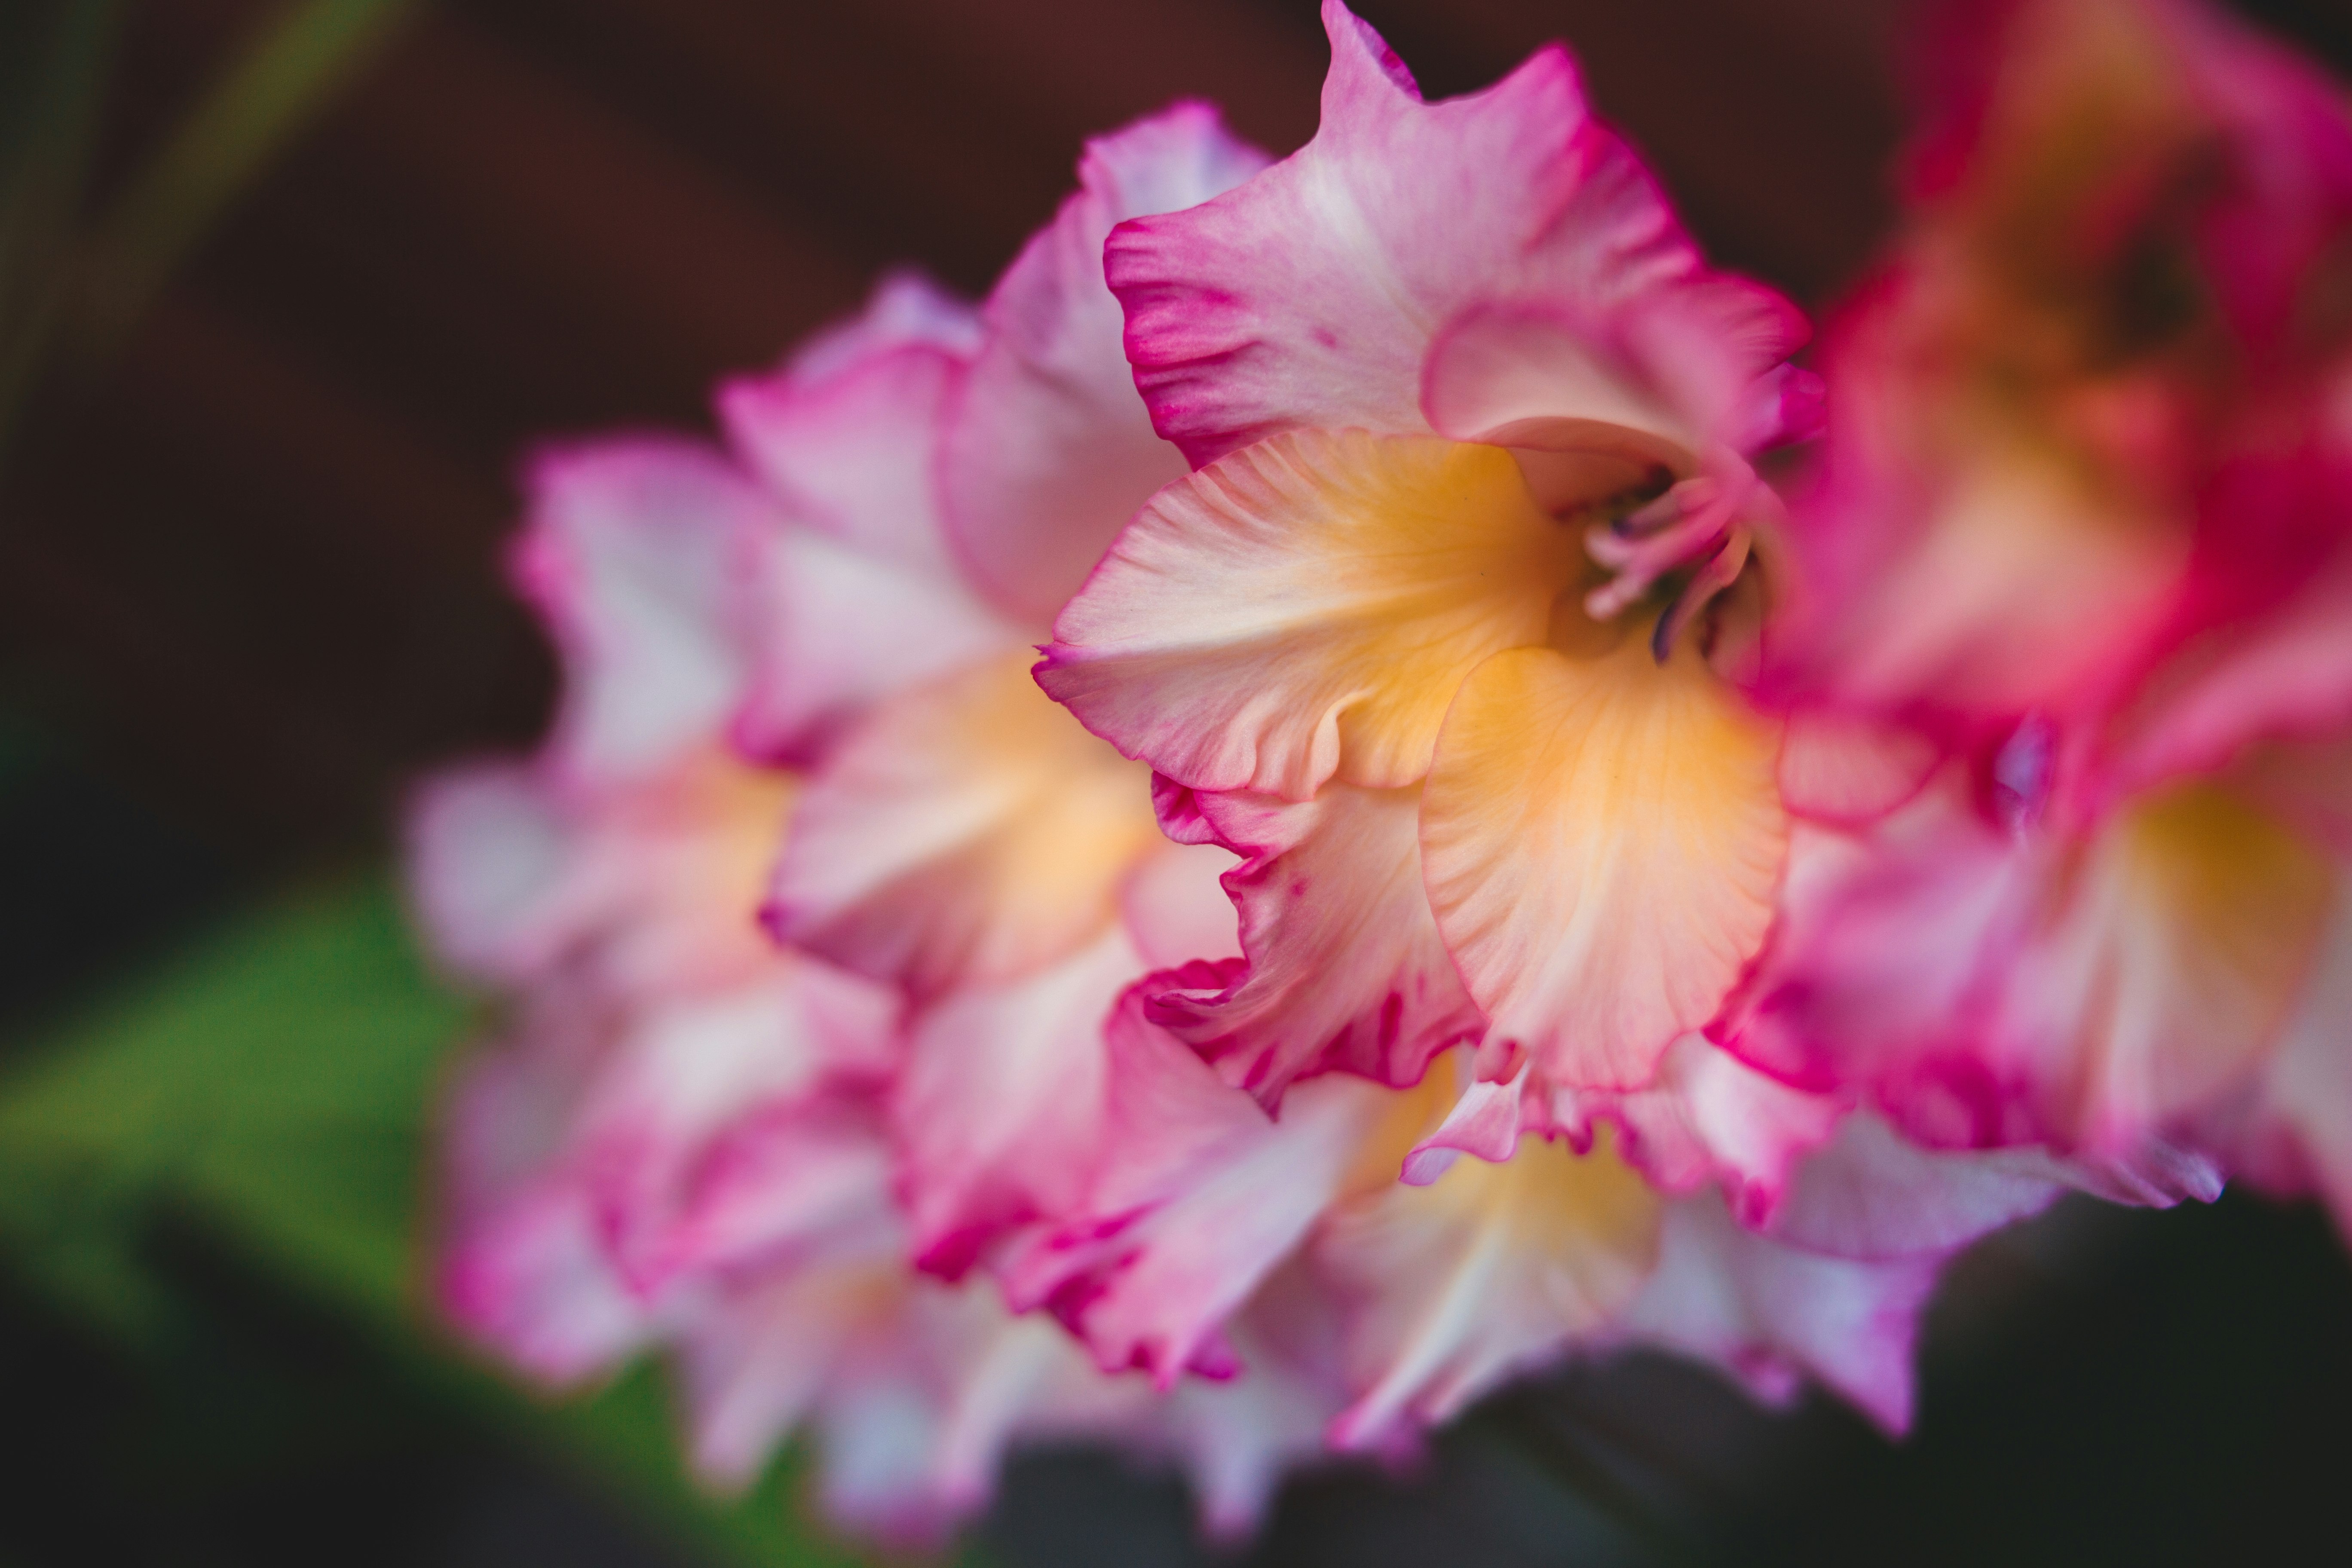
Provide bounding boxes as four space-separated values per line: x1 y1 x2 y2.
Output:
3 2 2351 1566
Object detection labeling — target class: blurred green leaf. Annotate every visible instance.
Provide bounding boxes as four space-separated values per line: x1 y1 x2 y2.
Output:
0 0 121 456
73 0 424 368
1 0 423 466
0 875 880 1568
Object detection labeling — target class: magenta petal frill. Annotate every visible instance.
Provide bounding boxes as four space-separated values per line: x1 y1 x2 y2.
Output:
1107 0 1736 466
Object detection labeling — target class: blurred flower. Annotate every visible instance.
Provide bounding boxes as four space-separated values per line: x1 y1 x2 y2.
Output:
1749 0 2352 1225
410 248 1339 1538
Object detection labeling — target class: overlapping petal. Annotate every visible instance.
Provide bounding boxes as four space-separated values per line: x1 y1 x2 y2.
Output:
1320 1126 1660 1449
563 971 900 1292
718 275 1018 761
943 105 1269 624
508 439 764 789
721 271 982 580
1105 1 1707 466
1769 774 2335 1156
889 925 1138 1277
1401 1036 1842 1226
1001 986 1427 1386
1043 430 1576 799
769 651 1163 1001
1420 286 1815 465
1619 1195 1937 1434
1144 779 1483 1104
1421 632 1787 1090
408 751 794 998
731 519 1020 765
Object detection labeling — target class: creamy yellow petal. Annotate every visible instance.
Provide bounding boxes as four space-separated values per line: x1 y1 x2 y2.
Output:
1422 632 1788 1090
1042 430 1582 799
1320 1126 1661 1448
769 650 1162 999
2009 780 2334 1145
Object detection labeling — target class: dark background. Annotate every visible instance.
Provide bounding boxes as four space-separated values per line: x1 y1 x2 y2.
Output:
4 1 2352 1563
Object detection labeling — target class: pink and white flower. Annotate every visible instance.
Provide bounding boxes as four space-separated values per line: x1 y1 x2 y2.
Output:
401 0 2352 1543
411 239 1341 1538
1746 0 2352 1224
1039 1 1818 1104
1008 0 2064 1449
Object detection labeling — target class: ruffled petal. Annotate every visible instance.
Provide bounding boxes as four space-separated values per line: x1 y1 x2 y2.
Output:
406 762 576 986
2211 884 2352 1233
718 274 1019 761
508 439 764 787
1000 985 1409 1386
1143 780 1484 1105
406 750 795 998
1402 1038 1841 1225
1421 285 1813 466
570 971 902 1293
767 651 1163 1001
1421 634 1787 1090
1105 1 1706 466
1773 777 2335 1155
1587 1036 1842 1219
1117 837 1243 971
1620 1194 1936 1434
720 271 981 580
943 105 1270 624
1397 1067 1532 1184
890 926 1139 1277
1320 1125 1661 1449
679 1261 911 1488
729 520 1019 764
1764 1113 2061 1261
1041 431 1577 798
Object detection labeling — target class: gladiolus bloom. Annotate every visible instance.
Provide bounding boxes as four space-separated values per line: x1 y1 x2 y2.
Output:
1018 0 2063 1446
398 0 2352 1547
1040 1 1819 1104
